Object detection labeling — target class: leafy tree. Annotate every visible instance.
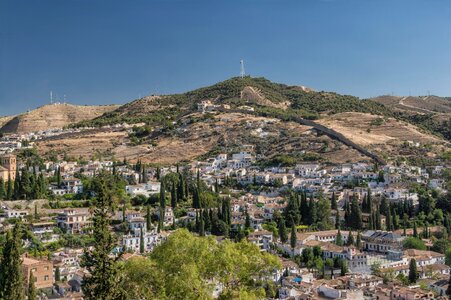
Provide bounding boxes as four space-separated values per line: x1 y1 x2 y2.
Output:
0 225 25 300
81 172 126 300
403 237 426 250
408 259 418 284
349 195 363 230
326 258 334 278
128 229 281 299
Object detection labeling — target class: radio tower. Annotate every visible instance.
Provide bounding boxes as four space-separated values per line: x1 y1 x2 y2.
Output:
240 60 245 78
50 91 53 104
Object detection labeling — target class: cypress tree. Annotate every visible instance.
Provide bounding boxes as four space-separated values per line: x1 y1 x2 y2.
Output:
146 205 152 231
171 181 177 209
367 188 372 213
300 192 309 223
346 231 355 246
215 178 219 194
245 209 251 230
386 209 392 231
349 195 363 230
177 174 184 200
308 196 317 225
159 180 166 209
6 174 13 200
331 192 337 210
55 266 61 282
356 232 362 248
56 167 62 188
278 217 288 243
0 226 25 300
335 211 340 229
199 209 205 236
157 207 164 233
13 169 20 200
0 177 5 200
290 223 297 250
380 197 388 216
408 259 418 283
446 272 451 299
155 167 160 180
139 227 144 254
336 228 343 246
413 221 418 238
81 173 126 300
376 210 382 230
28 273 36 300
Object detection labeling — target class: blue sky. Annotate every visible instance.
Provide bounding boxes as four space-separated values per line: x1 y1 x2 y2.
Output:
1 0 450 116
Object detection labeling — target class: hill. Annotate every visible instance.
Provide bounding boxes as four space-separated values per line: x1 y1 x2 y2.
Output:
0 103 121 134
31 77 448 165
73 77 393 127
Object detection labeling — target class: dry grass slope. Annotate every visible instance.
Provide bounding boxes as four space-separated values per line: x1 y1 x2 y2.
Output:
0 103 120 134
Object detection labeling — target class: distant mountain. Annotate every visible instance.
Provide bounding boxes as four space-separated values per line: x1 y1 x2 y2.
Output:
0 103 121 134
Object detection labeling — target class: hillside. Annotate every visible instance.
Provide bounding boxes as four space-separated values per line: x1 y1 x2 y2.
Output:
32 77 447 165
371 95 451 140
0 103 121 134
73 77 392 127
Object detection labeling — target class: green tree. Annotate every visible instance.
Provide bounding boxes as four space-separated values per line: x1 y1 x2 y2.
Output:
336 228 343 246
403 237 426 250
447 271 451 299
325 258 334 278
6 175 13 200
27 273 36 300
408 259 418 284
159 180 166 209
290 224 297 250
278 217 288 243
55 266 61 282
0 177 5 200
0 226 25 300
349 195 363 230
331 192 337 210
346 231 355 246
245 209 251 230
140 227 145 254
81 172 126 300
316 197 332 230
146 205 152 231
356 231 362 249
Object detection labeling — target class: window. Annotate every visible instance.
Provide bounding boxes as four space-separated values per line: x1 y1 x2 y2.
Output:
44 275 49 281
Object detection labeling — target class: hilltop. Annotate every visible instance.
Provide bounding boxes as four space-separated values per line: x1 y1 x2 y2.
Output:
0 103 121 134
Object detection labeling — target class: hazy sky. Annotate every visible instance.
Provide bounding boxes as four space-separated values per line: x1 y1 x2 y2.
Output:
1 0 450 116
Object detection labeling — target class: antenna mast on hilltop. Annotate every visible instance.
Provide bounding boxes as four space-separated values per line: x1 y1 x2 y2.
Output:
50 91 53 104
240 60 245 78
